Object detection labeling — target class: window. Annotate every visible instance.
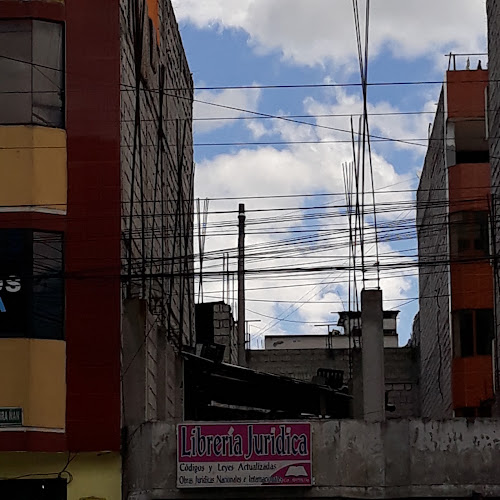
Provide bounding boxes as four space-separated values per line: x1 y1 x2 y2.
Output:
453 309 494 358
0 20 64 127
449 211 489 258
455 150 490 163
0 229 64 339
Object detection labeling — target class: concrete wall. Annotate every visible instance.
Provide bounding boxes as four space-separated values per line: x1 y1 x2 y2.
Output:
122 299 183 427
120 2 194 493
213 303 238 364
120 0 194 349
416 91 453 419
247 347 420 419
125 419 500 500
264 334 398 350
487 0 500 414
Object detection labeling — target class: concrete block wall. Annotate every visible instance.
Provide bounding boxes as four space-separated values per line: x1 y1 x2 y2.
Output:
487 0 500 413
125 419 500 500
416 92 453 418
212 303 238 364
120 0 194 351
119 3 194 477
122 299 183 426
247 347 420 418
248 347 350 382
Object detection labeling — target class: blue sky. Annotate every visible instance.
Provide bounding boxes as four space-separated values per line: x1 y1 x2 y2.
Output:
172 0 487 346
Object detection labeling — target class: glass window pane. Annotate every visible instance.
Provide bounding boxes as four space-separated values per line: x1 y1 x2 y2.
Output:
459 311 474 357
450 211 489 257
453 310 474 357
32 232 64 340
0 20 33 124
32 21 64 127
0 230 64 340
476 309 493 355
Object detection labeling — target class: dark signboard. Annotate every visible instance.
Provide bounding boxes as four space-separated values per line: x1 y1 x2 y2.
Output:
0 407 23 426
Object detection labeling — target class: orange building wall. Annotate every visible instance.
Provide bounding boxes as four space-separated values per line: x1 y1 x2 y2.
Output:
450 262 494 310
146 0 160 44
452 356 493 408
448 162 490 212
446 70 488 120
446 73 494 411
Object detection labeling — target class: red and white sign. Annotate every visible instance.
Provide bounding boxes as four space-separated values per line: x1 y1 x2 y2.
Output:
177 422 312 488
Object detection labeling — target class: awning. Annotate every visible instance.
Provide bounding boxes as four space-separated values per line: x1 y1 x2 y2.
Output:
182 352 351 421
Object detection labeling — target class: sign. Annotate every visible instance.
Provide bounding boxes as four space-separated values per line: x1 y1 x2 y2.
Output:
0 229 32 337
0 407 23 426
0 275 22 312
177 423 312 488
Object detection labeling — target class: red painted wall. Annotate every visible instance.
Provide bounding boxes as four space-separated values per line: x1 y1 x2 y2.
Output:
65 0 121 451
448 162 491 213
446 70 488 120
0 0 122 454
447 79 495 411
0 0 65 20
453 356 494 408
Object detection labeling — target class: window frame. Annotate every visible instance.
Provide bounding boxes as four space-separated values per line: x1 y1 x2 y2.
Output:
0 229 65 340
452 308 494 358
449 210 490 259
0 18 65 128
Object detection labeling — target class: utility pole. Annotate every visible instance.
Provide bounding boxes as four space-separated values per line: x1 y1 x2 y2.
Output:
237 204 246 366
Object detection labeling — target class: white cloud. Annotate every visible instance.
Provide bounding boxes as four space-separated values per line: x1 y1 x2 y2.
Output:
193 91 420 345
172 0 486 67
194 87 262 134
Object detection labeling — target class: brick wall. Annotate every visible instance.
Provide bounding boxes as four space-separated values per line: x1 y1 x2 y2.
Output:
120 0 194 350
212 303 238 364
247 347 420 419
416 92 453 418
488 0 500 412
120 0 193 424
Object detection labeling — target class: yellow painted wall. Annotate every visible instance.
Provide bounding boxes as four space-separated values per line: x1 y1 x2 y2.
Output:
0 339 66 429
0 126 67 212
0 452 121 500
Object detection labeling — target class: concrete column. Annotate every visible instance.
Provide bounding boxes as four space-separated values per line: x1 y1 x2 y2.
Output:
237 204 246 366
361 289 385 422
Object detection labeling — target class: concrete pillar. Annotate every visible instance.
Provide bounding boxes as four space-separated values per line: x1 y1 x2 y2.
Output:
237 204 246 366
361 289 385 422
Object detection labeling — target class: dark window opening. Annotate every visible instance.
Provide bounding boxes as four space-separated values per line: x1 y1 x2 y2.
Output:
0 20 64 127
455 150 490 164
455 407 477 418
0 229 64 340
455 405 492 418
476 309 494 355
450 211 490 258
457 310 474 357
453 309 493 358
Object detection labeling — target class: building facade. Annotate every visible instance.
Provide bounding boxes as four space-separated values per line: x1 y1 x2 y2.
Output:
487 0 500 416
0 1 193 498
416 66 494 418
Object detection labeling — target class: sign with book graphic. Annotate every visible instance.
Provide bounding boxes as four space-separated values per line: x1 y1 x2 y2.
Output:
177 422 312 488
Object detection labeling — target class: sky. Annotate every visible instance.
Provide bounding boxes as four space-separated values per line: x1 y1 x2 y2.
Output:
171 0 488 347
